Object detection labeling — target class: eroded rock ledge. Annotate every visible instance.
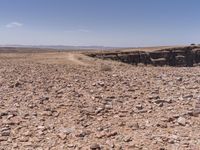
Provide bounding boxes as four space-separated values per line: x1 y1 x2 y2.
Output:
87 46 200 67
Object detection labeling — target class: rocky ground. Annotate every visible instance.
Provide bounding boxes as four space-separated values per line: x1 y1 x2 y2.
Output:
0 52 200 150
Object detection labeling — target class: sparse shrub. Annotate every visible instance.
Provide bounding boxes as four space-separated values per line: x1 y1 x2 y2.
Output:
100 64 112 71
77 56 83 60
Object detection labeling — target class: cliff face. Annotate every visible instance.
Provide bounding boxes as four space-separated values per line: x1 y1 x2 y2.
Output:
88 46 200 67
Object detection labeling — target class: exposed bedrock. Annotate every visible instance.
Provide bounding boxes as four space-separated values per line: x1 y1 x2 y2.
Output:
88 46 200 67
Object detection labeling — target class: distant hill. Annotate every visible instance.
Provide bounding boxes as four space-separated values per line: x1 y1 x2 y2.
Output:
0 45 122 50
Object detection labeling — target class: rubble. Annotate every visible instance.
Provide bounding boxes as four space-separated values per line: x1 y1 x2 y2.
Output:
0 50 199 149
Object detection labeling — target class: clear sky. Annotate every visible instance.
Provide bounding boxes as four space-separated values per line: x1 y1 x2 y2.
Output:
0 0 200 47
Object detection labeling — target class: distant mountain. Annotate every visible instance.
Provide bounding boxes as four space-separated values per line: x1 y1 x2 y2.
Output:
0 45 122 50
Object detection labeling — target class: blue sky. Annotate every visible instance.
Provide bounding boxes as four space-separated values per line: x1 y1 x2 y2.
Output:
0 0 200 47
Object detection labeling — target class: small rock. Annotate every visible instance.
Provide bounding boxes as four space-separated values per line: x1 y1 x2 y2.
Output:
156 122 167 128
19 136 29 142
95 107 104 114
158 103 163 107
105 104 113 109
0 136 8 141
106 140 115 148
136 104 143 110
67 144 75 148
168 134 179 144
98 81 104 86
15 81 21 87
59 127 74 135
76 130 90 138
1 127 10 136
0 112 8 116
107 131 117 137
192 109 200 117
177 77 183 81
193 98 200 116
90 143 101 150
1 130 10 136
129 123 139 130
95 132 106 139
57 133 67 140
123 136 132 142
177 117 186 126
183 94 193 99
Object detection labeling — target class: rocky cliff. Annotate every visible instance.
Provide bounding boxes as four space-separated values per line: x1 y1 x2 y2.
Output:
88 46 200 67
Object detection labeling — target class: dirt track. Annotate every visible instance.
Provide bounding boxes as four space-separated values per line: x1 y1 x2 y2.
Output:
0 51 200 150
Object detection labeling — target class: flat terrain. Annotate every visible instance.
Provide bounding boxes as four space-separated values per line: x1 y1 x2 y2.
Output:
0 49 200 150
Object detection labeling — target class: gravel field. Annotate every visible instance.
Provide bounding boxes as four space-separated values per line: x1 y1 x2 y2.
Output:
0 52 200 150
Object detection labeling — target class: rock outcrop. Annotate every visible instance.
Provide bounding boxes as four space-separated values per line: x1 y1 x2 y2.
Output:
88 46 200 67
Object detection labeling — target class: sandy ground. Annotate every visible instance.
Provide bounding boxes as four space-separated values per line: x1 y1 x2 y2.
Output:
0 51 200 150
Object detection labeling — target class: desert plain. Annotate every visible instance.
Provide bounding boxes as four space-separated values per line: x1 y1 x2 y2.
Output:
0 47 200 150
